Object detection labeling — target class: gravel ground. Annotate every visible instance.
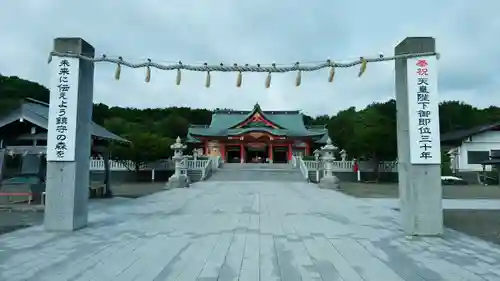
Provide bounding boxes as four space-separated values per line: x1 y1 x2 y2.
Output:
339 182 500 245
0 182 167 235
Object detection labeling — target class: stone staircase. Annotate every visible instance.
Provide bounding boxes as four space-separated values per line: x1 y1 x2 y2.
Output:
208 163 304 182
187 169 203 182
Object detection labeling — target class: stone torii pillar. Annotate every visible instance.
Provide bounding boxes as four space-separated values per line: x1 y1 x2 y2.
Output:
395 37 443 236
44 38 95 232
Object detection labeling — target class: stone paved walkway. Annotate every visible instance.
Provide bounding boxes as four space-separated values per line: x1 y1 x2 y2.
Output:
1 181 500 281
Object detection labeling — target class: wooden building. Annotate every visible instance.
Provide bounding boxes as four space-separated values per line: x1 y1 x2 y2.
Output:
186 103 329 163
0 98 129 199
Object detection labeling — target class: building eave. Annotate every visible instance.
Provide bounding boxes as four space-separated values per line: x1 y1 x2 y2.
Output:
0 98 130 144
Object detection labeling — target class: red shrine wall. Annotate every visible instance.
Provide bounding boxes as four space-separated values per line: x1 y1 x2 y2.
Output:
196 133 311 162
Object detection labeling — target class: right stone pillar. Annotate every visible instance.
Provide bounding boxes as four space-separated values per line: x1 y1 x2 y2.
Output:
395 37 443 236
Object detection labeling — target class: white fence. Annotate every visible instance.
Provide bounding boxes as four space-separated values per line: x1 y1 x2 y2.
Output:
89 158 215 171
89 158 398 172
302 160 398 172
89 160 144 171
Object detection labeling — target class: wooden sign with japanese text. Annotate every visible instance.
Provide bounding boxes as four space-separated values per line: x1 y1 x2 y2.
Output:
407 57 441 164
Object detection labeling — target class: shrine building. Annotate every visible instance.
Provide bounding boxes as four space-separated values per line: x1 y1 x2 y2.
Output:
186 103 329 163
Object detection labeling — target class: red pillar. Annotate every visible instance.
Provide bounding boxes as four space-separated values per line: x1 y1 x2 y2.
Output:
220 143 225 161
288 143 293 161
240 143 244 163
268 143 273 162
204 140 209 155
305 141 310 156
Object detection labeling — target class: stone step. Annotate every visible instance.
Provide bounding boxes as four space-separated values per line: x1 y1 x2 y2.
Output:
208 168 304 182
220 163 294 170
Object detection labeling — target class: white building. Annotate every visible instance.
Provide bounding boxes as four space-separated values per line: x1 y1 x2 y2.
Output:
441 123 500 172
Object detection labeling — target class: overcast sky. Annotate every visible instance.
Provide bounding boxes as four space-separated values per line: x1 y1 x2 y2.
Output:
1 0 498 116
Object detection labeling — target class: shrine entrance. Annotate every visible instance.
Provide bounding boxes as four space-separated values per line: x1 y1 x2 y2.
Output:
45 36 443 237
245 143 268 163
225 146 241 163
272 146 288 164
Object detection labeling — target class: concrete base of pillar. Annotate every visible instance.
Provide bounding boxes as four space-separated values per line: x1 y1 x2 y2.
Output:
318 175 340 190
165 175 189 189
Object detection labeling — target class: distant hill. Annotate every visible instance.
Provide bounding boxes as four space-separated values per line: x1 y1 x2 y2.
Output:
0 75 50 116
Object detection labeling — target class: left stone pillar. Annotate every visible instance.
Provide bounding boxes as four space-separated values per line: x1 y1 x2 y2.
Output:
44 38 95 231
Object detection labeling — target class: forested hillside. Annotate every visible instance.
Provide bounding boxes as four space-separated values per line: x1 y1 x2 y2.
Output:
2 74 500 164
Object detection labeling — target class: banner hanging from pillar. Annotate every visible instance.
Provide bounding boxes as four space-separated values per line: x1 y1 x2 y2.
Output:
407 57 441 164
46 57 80 161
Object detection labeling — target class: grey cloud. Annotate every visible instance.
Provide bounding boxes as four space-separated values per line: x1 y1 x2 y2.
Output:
0 0 499 116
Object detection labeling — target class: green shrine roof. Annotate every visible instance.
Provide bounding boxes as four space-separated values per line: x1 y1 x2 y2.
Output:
187 103 328 143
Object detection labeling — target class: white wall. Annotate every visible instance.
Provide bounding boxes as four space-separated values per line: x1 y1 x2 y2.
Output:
457 130 500 171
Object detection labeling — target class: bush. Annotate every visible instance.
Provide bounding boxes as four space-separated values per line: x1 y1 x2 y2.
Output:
302 156 316 161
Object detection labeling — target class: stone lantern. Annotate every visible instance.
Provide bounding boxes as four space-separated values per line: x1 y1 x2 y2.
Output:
318 137 340 189
340 149 348 161
165 136 189 189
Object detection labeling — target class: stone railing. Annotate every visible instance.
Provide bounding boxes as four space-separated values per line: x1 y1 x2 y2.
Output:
180 157 188 177
89 159 211 171
89 159 145 171
186 159 210 169
302 160 398 173
201 158 213 180
291 155 298 168
298 157 309 181
212 155 222 168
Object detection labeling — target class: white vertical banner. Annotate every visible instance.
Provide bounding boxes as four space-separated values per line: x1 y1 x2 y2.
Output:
407 57 441 164
46 57 80 161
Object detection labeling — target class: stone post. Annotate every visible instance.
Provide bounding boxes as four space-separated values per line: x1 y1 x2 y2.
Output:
395 37 443 235
340 149 348 161
103 150 113 197
313 149 321 182
192 148 198 162
0 148 5 182
44 38 94 232
318 138 340 189
447 148 458 175
165 137 189 189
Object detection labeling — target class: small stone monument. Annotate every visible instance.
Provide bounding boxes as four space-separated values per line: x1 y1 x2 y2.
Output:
340 149 348 161
192 148 199 161
313 149 321 182
318 137 340 190
165 137 189 189
313 149 321 162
